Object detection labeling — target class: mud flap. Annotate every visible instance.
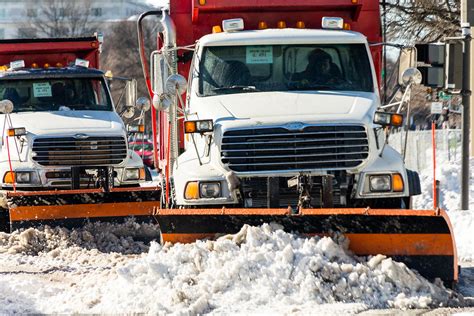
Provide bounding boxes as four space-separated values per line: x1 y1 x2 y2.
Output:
155 208 458 284
7 187 160 231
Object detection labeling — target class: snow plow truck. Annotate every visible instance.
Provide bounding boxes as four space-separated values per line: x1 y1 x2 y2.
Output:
0 36 159 232
4 0 459 285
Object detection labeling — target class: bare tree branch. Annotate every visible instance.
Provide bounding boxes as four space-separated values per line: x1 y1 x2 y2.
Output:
20 0 98 38
383 0 460 43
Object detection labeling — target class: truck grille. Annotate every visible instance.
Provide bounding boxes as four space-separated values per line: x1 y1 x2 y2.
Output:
32 136 127 166
221 125 369 172
241 175 348 208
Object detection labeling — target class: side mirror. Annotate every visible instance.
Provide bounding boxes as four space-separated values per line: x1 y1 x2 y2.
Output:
122 107 135 119
121 79 137 119
151 51 165 95
0 100 14 114
398 47 417 86
152 74 187 111
400 68 422 87
136 97 151 112
125 79 137 108
153 93 175 112
165 74 187 95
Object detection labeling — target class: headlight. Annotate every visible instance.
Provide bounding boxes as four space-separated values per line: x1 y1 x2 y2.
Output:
369 175 391 192
123 168 145 181
16 171 31 183
373 112 403 127
196 120 212 132
184 120 214 133
184 181 222 199
8 127 27 136
199 182 221 198
3 171 37 184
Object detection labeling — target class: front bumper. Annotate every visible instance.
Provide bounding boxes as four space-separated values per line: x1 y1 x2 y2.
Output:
1 166 145 190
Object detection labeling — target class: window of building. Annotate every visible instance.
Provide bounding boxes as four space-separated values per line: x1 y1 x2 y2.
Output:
17 28 36 38
91 8 102 17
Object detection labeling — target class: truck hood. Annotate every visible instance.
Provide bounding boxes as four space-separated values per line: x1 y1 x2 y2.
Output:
191 91 378 128
8 111 124 135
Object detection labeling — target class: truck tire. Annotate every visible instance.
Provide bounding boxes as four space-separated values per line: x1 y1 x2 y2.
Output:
145 167 153 182
355 197 410 209
0 208 10 233
407 169 421 196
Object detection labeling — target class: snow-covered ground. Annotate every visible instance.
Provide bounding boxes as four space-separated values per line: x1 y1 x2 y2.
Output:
0 142 473 314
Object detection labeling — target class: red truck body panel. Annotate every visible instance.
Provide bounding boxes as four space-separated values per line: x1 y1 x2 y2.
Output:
170 0 382 83
0 37 100 69
158 0 382 167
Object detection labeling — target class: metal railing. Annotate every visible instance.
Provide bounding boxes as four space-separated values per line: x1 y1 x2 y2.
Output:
389 129 462 172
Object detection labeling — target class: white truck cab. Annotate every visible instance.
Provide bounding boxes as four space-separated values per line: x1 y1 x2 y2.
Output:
155 26 420 209
0 66 145 191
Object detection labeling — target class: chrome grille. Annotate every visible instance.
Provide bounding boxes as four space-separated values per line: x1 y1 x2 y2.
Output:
32 136 127 166
221 125 369 172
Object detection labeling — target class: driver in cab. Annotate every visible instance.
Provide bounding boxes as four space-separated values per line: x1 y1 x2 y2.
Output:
292 49 342 85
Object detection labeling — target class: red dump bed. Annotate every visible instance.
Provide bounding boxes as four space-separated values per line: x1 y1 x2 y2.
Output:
0 37 100 69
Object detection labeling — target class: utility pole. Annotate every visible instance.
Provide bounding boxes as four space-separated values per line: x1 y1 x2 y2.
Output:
461 0 472 210
461 24 471 210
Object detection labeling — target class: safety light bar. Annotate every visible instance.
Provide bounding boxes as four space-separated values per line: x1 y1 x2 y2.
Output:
321 17 344 30
222 18 244 32
75 58 90 68
8 127 27 137
373 111 404 127
184 120 213 133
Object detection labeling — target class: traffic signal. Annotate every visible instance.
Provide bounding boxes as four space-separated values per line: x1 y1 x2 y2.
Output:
445 42 463 90
415 43 445 88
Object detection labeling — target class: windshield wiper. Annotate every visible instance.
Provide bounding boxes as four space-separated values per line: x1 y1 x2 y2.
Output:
288 84 333 91
212 85 260 92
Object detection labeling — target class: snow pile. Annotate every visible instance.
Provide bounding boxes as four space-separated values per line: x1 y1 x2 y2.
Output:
88 224 462 314
0 220 159 255
445 210 474 262
413 158 474 212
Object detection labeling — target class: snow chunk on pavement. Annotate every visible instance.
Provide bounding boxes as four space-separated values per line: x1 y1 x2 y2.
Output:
91 224 463 314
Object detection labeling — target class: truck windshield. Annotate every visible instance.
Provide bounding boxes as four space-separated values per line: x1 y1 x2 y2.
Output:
0 78 113 112
198 44 373 96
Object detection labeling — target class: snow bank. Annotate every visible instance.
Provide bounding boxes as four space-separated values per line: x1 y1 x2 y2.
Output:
0 220 159 255
0 224 465 314
90 224 463 314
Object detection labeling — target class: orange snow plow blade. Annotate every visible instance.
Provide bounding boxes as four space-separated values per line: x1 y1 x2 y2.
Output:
7 187 160 230
155 208 458 284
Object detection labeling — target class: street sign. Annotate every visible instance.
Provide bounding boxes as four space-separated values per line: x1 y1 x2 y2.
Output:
438 91 452 100
430 102 443 114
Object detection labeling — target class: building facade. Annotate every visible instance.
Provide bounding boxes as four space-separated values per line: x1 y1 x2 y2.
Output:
0 0 153 39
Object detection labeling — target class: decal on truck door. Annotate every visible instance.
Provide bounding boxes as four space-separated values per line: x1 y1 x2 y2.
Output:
246 46 273 64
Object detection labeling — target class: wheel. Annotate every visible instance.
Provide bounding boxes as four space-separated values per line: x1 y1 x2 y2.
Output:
353 197 411 209
145 167 153 182
0 208 10 233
